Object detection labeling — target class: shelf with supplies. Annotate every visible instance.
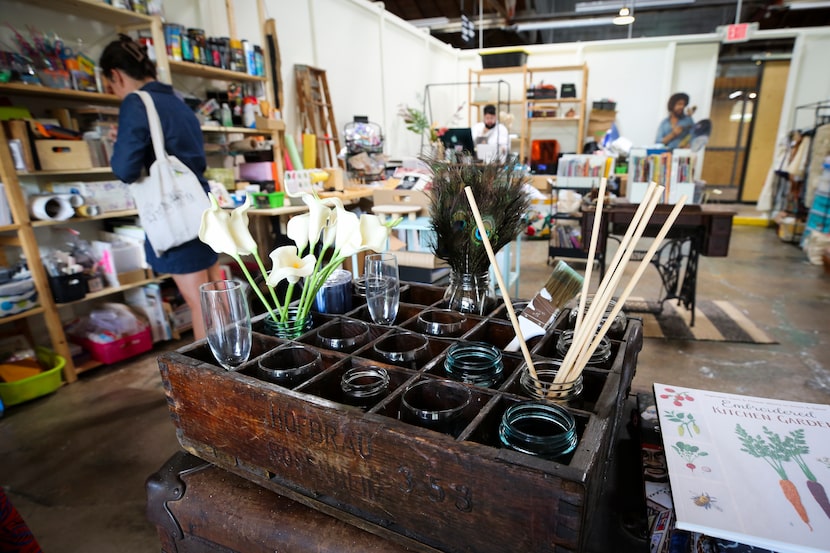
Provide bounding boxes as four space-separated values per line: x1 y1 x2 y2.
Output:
167 60 267 83
0 83 121 104
547 154 614 275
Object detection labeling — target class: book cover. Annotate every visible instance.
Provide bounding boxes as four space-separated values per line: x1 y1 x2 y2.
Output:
654 383 830 553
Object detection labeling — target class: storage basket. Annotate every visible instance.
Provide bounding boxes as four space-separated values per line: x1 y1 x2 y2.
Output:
0 347 65 407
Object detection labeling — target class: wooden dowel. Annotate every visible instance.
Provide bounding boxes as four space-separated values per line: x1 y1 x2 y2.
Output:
574 177 607 334
463 186 537 381
571 196 688 376
554 185 664 387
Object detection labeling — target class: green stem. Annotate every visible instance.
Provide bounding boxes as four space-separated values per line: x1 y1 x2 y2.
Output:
252 249 282 312
235 256 278 323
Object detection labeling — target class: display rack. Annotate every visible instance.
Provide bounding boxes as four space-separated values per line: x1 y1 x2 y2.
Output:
0 0 281 383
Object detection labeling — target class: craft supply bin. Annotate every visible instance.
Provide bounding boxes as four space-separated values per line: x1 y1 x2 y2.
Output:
157 282 643 553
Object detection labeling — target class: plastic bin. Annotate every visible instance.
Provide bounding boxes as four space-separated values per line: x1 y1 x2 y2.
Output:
480 50 528 68
73 326 152 365
49 273 86 303
251 191 285 208
0 347 65 407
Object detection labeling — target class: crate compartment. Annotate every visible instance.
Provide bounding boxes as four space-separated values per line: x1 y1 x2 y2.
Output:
463 395 590 466
347 302 424 327
501 365 615 415
374 375 495 438
425 345 525 391
300 359 418 412
401 308 483 338
356 331 451 371
241 344 348 391
299 316 376 353
532 330 621 371
398 282 444 306
462 317 544 350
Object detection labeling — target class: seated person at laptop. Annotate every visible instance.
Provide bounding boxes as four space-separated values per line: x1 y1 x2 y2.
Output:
471 104 510 154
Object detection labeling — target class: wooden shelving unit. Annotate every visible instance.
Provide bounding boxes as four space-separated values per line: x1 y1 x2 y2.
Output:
0 0 283 384
468 64 588 163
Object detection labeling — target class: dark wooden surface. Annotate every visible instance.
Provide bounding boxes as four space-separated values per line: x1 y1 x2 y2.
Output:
156 285 643 553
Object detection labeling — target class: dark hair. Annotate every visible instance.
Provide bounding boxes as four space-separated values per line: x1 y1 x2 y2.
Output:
667 93 689 112
99 34 156 80
483 104 496 115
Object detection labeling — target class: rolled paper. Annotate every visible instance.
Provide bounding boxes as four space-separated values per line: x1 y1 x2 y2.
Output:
285 134 304 171
303 133 317 170
283 148 294 171
29 195 74 221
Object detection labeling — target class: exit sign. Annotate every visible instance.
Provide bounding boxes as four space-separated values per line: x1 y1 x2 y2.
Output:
723 22 754 43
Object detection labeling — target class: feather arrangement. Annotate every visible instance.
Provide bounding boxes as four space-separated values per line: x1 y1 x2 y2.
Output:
426 155 530 275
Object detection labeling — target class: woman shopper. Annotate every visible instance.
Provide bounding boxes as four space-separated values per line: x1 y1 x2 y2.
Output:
100 35 221 340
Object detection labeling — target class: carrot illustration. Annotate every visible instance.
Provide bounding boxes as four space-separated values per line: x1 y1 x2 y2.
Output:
735 424 812 531
770 427 830 521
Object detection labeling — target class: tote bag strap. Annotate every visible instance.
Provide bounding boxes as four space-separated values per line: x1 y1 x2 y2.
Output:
132 90 168 162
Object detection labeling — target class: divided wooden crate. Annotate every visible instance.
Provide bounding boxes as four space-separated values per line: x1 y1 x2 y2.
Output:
157 282 643 553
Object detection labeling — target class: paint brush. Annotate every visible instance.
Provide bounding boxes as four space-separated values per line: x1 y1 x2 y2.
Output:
504 259 583 352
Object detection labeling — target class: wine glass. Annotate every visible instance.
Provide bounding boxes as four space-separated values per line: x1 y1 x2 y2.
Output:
199 280 252 371
364 253 400 325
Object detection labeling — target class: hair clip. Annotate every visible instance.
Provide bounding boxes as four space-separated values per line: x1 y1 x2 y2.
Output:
118 34 146 63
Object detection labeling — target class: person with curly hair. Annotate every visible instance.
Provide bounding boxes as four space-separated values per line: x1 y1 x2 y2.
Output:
656 92 695 150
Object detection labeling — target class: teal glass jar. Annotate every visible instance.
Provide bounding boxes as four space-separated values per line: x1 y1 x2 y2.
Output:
499 401 578 460
444 342 503 388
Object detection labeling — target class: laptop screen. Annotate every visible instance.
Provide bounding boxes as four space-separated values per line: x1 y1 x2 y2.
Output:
439 128 475 155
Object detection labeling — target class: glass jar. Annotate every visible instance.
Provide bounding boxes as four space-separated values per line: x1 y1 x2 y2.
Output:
399 379 472 435
499 402 578 460
519 360 583 403
373 330 429 367
443 270 491 315
555 329 612 366
257 344 323 388
565 295 627 339
261 307 313 340
340 367 389 410
418 308 467 337
316 319 369 352
444 342 503 388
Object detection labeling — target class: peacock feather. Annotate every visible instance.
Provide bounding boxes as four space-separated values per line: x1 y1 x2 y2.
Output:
426 155 530 275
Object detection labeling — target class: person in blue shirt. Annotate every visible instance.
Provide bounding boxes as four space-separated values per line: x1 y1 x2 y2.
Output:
100 35 221 340
656 92 695 150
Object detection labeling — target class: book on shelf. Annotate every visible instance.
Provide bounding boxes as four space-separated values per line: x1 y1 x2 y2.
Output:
654 383 830 553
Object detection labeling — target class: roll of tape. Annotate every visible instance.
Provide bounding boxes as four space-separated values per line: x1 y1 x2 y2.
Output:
75 204 101 217
29 195 74 221
60 193 85 207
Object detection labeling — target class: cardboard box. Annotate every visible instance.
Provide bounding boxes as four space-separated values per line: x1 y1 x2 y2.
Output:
35 140 92 171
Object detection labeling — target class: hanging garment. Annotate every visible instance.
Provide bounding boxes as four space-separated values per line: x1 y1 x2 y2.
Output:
805 123 830 207
756 132 791 212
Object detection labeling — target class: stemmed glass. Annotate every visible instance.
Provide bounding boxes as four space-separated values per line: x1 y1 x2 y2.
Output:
199 280 252 371
364 253 400 325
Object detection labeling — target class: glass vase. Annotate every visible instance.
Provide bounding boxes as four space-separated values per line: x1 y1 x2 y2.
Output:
261 307 312 340
443 271 491 315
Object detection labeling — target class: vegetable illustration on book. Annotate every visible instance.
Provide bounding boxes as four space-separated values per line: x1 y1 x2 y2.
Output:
658 387 695 407
691 491 722 511
671 441 708 473
735 424 830 530
664 411 700 437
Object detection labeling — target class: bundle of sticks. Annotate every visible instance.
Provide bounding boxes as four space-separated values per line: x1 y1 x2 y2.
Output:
463 181 686 398
550 180 687 395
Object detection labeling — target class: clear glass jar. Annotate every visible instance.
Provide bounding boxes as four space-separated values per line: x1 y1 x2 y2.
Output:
519 360 583 403
499 401 578 460
399 379 472 435
418 308 467 337
444 342 503 388
443 271 491 315
257 344 322 388
565 295 627 339
373 330 429 367
341 367 389 410
555 329 612 366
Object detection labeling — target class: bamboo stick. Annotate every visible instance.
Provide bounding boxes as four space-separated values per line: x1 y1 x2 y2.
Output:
570 196 688 377
573 177 607 333
463 186 538 381
554 184 663 387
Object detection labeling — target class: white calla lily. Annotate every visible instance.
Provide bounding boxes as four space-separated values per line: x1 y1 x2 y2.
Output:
359 214 391 253
286 213 310 253
228 195 258 255
199 193 240 257
333 208 363 257
302 194 332 248
267 246 316 285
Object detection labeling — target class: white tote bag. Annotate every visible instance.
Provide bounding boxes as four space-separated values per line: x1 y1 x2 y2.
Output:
129 91 210 256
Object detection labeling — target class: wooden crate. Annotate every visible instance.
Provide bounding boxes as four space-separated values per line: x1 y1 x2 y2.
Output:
157 283 643 553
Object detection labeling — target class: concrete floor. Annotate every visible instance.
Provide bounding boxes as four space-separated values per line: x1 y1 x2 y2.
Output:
1 222 829 552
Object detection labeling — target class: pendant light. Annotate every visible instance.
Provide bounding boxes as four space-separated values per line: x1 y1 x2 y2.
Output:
613 6 636 25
